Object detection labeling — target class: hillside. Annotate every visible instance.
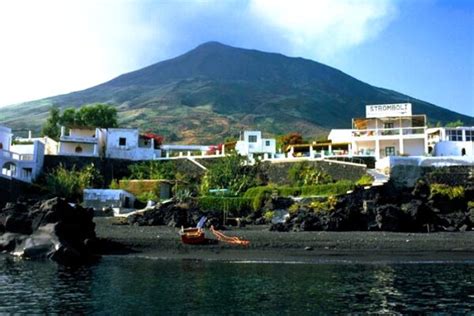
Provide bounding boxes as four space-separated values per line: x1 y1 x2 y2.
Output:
1 42 472 143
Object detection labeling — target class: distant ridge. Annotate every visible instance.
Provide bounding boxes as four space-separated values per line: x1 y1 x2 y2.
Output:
1 41 472 142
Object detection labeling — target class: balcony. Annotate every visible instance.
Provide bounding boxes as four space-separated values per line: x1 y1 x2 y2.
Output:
352 127 425 138
60 135 98 144
1 150 34 161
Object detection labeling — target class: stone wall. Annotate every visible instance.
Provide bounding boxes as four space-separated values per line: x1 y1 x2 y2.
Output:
43 155 208 185
0 177 35 207
390 165 474 188
264 160 367 185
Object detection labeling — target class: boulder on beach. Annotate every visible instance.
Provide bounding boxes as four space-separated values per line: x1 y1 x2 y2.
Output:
0 197 98 264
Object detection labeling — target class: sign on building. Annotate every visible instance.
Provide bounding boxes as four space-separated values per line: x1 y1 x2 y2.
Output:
366 103 412 118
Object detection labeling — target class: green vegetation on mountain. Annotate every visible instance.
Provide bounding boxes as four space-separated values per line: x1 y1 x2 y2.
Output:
2 42 473 142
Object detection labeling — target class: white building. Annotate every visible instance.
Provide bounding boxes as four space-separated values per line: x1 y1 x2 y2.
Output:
329 103 427 160
105 128 162 160
235 131 276 159
14 131 59 155
83 189 136 215
58 126 106 157
427 126 474 156
0 125 45 182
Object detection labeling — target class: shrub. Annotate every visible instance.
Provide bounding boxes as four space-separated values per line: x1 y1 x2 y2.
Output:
430 184 465 200
46 163 101 201
201 154 264 195
288 204 300 215
356 174 374 186
243 186 274 211
136 191 159 203
300 181 354 197
263 210 275 223
128 161 176 180
288 162 332 186
468 201 474 209
197 196 253 217
309 196 337 214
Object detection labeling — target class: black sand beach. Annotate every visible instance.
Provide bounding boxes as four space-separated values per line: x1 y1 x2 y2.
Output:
94 218 474 263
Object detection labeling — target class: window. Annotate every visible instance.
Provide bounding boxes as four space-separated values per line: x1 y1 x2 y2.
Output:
23 168 32 178
75 146 83 153
465 130 473 142
385 146 396 157
265 140 271 146
248 135 257 143
384 122 394 129
446 129 463 141
119 137 127 146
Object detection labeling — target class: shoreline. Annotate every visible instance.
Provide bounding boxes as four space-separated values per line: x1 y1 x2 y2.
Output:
94 218 474 264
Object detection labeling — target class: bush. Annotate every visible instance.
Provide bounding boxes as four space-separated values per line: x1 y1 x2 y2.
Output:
288 162 332 186
197 196 253 217
136 191 159 203
201 154 265 195
356 174 374 186
263 210 275 223
300 181 355 196
243 181 355 212
128 161 176 180
46 163 101 201
430 184 465 200
243 186 275 211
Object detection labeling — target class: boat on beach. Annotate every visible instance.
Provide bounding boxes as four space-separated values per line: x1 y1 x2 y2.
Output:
180 227 206 244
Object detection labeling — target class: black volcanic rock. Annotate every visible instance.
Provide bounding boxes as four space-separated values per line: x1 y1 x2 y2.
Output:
2 42 473 142
0 197 97 265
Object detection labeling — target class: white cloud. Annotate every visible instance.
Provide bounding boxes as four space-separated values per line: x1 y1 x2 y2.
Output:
248 0 397 59
0 0 162 107
0 0 399 108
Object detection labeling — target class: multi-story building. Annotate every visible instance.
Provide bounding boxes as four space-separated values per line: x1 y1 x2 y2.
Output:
329 103 427 160
0 125 45 182
235 131 276 159
427 126 474 156
105 128 162 160
58 126 106 157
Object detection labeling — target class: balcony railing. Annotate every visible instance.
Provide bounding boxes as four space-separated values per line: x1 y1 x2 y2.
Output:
1 150 34 161
60 135 98 143
352 127 425 138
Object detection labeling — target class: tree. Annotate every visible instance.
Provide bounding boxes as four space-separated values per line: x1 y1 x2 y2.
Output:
277 132 304 151
445 120 464 128
128 161 176 180
60 108 77 126
41 106 61 140
43 103 119 131
201 154 264 195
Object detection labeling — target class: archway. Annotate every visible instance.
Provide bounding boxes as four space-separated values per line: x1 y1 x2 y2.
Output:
2 162 17 177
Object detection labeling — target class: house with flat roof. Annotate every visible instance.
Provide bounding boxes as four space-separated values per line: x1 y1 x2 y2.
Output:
329 103 428 160
0 125 45 182
58 126 106 157
427 126 474 156
235 131 276 159
106 128 162 160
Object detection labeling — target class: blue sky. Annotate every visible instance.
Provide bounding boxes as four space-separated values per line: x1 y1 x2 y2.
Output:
0 0 472 117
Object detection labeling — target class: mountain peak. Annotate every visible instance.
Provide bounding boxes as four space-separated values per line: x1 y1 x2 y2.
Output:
2 43 472 143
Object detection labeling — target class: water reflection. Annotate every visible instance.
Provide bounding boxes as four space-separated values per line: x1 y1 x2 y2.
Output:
0 255 472 314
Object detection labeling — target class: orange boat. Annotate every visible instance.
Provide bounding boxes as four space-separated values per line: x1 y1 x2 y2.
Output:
180 227 206 245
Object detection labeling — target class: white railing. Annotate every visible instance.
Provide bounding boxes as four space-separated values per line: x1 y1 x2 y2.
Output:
0 150 34 161
60 135 98 143
352 127 425 138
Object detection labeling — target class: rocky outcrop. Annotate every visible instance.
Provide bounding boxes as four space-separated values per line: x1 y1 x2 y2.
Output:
0 197 98 265
270 181 473 233
126 199 226 230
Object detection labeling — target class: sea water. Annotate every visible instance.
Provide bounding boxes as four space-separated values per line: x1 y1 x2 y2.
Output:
0 255 472 314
